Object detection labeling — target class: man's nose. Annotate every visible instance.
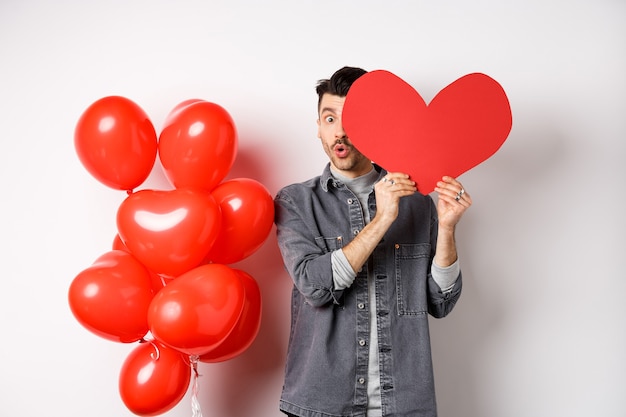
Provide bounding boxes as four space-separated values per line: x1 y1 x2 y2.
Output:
335 121 346 138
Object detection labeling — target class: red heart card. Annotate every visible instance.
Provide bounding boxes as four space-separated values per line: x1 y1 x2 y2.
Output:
342 70 512 194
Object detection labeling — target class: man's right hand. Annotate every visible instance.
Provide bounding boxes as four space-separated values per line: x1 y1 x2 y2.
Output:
373 172 416 225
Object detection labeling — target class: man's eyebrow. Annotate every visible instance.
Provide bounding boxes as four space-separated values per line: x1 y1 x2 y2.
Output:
319 107 337 115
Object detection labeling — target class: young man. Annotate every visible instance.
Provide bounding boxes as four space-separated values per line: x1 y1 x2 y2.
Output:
274 66 472 417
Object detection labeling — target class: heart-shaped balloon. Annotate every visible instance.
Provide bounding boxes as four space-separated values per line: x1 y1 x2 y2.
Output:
204 178 275 265
68 250 154 343
342 70 512 194
116 188 221 277
148 263 246 356
199 269 262 362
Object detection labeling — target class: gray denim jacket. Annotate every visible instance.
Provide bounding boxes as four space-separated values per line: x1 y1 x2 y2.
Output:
275 164 462 417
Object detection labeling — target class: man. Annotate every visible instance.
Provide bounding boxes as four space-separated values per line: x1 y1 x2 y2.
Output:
274 66 471 417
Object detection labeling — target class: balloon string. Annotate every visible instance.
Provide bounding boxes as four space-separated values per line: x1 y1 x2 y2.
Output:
138 338 160 360
190 355 203 417
149 341 160 360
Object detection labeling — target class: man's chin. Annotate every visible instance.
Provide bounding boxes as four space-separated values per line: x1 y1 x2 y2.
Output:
332 158 355 171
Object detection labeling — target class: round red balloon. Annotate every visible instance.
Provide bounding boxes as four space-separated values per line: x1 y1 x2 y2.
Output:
116 188 221 278
159 100 237 192
200 269 262 363
162 98 205 126
148 264 245 356
68 250 154 343
75 96 157 191
119 341 191 416
204 178 275 264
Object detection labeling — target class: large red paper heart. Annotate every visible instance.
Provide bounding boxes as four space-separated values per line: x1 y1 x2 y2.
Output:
342 70 512 194
116 188 221 277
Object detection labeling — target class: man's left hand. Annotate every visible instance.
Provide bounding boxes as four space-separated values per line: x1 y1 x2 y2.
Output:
434 176 472 231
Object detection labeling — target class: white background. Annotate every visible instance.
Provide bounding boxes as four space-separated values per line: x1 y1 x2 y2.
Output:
1 1 625 416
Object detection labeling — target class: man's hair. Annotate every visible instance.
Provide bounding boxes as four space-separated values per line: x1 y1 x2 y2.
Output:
316 66 367 111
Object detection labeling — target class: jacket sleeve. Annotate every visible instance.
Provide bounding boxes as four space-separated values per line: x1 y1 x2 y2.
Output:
427 272 462 318
274 189 345 307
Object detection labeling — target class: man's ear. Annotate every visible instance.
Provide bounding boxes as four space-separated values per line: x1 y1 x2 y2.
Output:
316 119 321 138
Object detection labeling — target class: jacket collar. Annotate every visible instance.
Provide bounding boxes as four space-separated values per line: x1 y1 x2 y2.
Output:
319 163 387 192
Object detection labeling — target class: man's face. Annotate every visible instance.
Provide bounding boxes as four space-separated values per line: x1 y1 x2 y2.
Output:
317 93 371 178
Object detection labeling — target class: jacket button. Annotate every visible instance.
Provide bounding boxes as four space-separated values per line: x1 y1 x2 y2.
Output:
358 377 365 384
357 303 365 309
359 339 366 346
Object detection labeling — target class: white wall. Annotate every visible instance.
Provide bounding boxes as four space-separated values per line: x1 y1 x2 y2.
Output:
1 1 624 416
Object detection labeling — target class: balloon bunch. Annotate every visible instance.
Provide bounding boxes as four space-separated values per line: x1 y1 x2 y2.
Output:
68 96 273 416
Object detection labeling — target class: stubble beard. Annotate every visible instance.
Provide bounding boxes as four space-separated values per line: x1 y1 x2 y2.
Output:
328 141 368 172
331 153 362 171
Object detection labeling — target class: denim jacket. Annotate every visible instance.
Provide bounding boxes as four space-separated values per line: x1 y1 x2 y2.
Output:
275 164 462 417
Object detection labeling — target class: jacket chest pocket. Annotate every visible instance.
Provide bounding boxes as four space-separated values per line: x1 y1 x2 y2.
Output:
394 243 431 315
314 235 344 253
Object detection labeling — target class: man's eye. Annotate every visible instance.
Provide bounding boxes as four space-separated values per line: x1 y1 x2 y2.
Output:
325 116 334 123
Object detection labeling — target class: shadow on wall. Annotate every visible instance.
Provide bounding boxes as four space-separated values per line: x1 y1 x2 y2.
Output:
195 141 293 417
224 136 286 196
197 233 291 417
428 111 570 417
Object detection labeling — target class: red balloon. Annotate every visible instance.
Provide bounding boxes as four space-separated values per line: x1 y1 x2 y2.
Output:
200 269 262 363
158 100 237 192
116 188 221 278
68 250 154 343
112 234 126 251
148 264 245 356
162 98 205 126
119 341 191 416
204 178 275 264
74 96 157 191
112 234 172 292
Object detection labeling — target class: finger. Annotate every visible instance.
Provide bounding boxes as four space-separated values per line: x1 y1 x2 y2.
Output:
460 191 472 206
453 183 471 205
435 183 459 200
442 176 461 186
442 177 468 194
437 178 467 198
437 186 470 205
380 174 415 189
449 191 472 207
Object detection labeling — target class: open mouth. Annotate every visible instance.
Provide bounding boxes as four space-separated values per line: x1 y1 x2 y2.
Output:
334 143 349 158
